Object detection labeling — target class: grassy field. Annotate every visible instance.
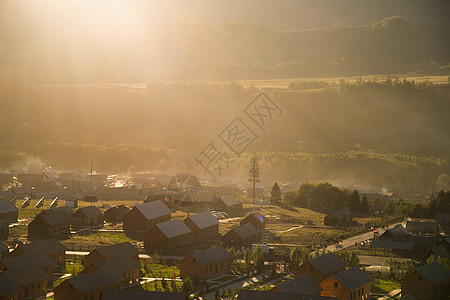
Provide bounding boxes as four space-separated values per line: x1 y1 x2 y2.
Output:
371 278 401 294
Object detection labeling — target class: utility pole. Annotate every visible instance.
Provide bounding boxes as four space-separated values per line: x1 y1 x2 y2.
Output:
90 159 94 194
248 154 260 204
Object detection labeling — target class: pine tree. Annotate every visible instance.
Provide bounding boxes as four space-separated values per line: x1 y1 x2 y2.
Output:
248 154 260 204
253 244 264 273
270 182 282 204
349 190 361 212
361 194 369 213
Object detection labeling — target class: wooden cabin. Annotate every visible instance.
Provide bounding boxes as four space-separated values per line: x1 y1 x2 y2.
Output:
123 200 171 232
183 212 219 239
144 219 192 250
180 246 232 281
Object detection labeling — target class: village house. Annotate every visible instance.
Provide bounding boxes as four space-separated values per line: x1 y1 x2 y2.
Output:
0 253 56 277
324 208 352 226
28 209 73 238
222 223 262 249
79 255 140 287
4 266 49 300
53 269 124 300
401 262 450 300
422 244 449 264
240 212 267 232
319 267 373 300
183 211 219 239
72 206 104 227
9 238 67 266
123 200 171 232
0 190 15 200
83 242 139 268
0 272 20 300
0 220 9 240
180 246 233 281
211 195 242 214
0 239 8 259
102 290 188 300
0 199 18 223
294 253 346 284
144 219 192 250
405 221 438 236
270 275 323 295
435 213 450 234
104 205 129 224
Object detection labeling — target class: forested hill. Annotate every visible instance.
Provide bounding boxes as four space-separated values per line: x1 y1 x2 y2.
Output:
1 1 449 82
0 80 449 192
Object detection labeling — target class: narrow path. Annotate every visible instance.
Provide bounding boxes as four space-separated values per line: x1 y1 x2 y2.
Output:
271 225 303 233
378 288 401 300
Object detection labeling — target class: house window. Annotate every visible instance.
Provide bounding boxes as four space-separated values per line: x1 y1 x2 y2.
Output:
362 288 364 294
193 258 196 263
418 275 422 281
310 266 314 271
334 282 338 288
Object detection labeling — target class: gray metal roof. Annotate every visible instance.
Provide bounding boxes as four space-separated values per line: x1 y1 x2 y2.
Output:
0 272 20 297
189 246 232 265
0 199 18 213
102 289 188 300
94 242 139 259
429 244 449 258
370 239 414 250
381 224 411 238
329 211 344 219
75 206 103 218
185 212 218 230
232 223 260 239
135 200 171 220
66 269 124 293
332 267 373 291
156 219 192 239
37 210 73 226
405 221 438 234
5 266 50 286
417 262 450 284
238 290 337 300
339 208 352 217
276 275 323 295
19 238 67 256
2 253 55 270
92 255 140 274
217 195 241 207
309 253 346 274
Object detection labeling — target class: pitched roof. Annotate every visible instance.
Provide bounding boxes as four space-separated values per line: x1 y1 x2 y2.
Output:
416 262 450 284
2 253 55 270
328 211 344 219
18 238 67 256
5 266 50 286
37 210 73 226
245 212 267 222
232 223 260 239
332 267 373 291
189 246 232 265
75 206 103 218
405 221 438 234
339 208 352 217
92 255 141 274
135 200 171 220
0 199 18 213
276 275 323 295
156 219 192 239
370 239 414 251
217 195 241 207
65 269 124 293
238 290 336 300
94 242 139 259
102 289 188 300
185 212 218 229
0 272 20 297
381 224 410 238
429 244 449 258
308 253 346 274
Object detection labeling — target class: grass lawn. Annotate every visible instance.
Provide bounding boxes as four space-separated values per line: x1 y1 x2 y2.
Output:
371 278 401 294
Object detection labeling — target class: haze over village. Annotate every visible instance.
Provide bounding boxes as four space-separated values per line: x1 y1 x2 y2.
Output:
0 1 450 300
